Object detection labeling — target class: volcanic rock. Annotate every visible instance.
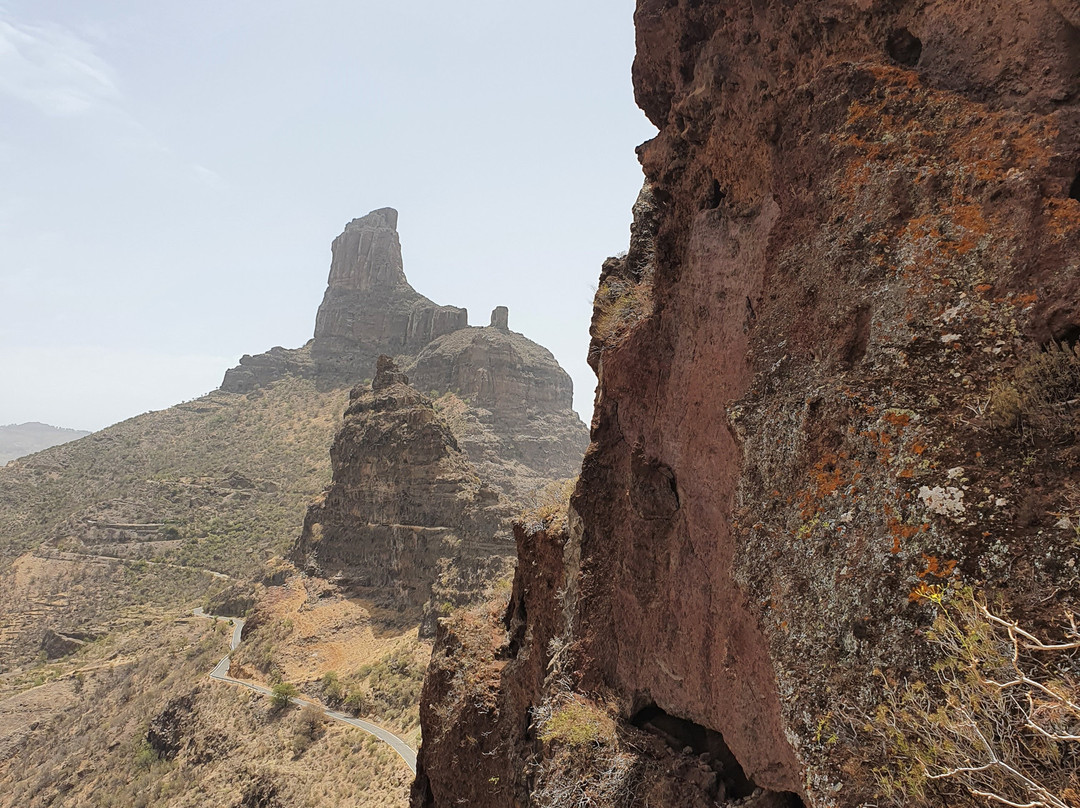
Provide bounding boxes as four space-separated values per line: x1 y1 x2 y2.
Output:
221 208 467 392
414 2 1080 807
310 208 468 379
404 313 587 491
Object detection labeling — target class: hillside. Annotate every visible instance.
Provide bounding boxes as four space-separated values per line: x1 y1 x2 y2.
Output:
0 208 588 807
0 423 90 466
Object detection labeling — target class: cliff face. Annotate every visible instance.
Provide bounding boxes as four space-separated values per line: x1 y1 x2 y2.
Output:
221 208 466 393
415 2 1080 806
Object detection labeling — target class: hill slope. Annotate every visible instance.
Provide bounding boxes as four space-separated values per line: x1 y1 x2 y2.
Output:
0 423 90 466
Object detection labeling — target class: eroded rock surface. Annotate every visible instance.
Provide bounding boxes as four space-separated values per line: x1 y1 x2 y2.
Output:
414 2 1080 806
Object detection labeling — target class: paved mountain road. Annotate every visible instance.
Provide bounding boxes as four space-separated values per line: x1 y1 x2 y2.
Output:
192 608 417 773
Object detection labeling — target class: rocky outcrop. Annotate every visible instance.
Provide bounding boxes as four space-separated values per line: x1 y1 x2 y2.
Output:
221 208 467 393
414 2 1080 807
294 358 516 635
220 210 588 490
227 208 587 641
310 208 468 379
404 310 588 491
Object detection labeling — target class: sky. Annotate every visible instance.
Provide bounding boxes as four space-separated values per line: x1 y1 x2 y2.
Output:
0 1 655 432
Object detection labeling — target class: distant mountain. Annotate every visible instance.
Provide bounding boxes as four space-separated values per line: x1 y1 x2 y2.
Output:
0 423 91 466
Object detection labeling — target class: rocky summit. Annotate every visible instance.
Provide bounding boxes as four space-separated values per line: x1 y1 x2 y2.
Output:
221 207 587 487
221 208 463 391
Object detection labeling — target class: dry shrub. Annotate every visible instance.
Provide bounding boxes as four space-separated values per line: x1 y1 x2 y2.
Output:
593 275 654 347
521 477 577 535
868 588 1080 808
533 692 649 808
989 341 1080 441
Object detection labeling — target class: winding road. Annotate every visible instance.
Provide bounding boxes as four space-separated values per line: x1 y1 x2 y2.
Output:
192 608 417 773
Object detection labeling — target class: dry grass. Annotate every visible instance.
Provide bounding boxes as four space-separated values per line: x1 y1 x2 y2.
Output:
520 477 577 535
989 341 1080 441
0 614 411 808
593 276 654 347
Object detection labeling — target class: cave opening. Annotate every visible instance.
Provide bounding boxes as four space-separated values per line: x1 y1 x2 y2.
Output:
703 178 725 210
1070 172 1080 202
1054 323 1080 349
886 28 922 67
631 704 805 806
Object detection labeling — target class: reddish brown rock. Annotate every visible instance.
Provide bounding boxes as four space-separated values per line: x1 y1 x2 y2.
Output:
414 2 1080 806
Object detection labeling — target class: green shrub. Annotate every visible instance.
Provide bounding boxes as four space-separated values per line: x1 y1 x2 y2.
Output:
321 671 343 706
270 682 298 710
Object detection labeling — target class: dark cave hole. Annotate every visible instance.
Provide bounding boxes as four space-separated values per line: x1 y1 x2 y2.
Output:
1069 172 1080 202
1053 323 1080 349
631 704 799 803
886 28 922 67
703 178 725 210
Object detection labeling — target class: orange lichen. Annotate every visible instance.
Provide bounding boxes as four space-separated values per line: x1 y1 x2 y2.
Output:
917 554 957 580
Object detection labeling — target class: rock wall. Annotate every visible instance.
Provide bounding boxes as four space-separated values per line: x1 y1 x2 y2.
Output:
311 208 468 378
414 1 1080 806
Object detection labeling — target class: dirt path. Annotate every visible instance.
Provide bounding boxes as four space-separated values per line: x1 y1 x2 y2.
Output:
191 608 417 774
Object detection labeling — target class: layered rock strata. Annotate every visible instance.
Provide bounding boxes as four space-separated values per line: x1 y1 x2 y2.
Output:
414 1 1080 806
294 357 517 635
221 208 466 392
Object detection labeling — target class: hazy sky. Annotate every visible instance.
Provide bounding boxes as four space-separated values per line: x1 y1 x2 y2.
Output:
0 1 655 431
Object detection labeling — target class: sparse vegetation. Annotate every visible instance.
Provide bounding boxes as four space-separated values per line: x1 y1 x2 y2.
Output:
338 641 426 733
593 274 654 346
0 377 347 578
533 690 650 807
868 587 1080 808
0 617 412 807
521 477 577 535
989 341 1080 441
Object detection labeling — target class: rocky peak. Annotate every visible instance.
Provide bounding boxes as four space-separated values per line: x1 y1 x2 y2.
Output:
311 209 468 378
489 306 509 331
323 207 405 295
371 355 409 391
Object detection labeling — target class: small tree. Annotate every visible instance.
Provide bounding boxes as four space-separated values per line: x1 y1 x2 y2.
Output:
321 671 343 706
271 682 298 710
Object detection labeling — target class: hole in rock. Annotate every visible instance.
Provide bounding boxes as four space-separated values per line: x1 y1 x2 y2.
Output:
703 178 725 210
631 704 756 799
886 28 922 67
1070 172 1080 201
1053 323 1080 349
